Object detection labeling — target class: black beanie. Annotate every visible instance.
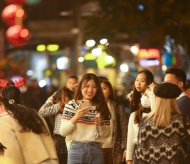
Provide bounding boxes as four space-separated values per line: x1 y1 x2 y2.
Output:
153 82 181 98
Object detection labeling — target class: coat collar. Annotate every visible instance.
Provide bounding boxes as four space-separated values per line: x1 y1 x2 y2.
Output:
0 111 10 117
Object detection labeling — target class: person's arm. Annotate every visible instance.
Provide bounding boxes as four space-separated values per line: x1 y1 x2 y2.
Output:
70 106 89 125
39 96 59 117
127 161 133 164
60 103 89 136
60 119 76 137
126 112 136 162
95 112 111 138
122 151 127 163
118 104 128 149
0 120 24 164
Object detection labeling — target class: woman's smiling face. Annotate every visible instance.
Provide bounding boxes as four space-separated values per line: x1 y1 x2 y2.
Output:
81 79 97 100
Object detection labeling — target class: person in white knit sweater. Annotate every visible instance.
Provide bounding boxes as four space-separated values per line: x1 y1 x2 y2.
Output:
60 73 111 164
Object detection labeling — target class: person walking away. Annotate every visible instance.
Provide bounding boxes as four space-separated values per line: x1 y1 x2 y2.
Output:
134 83 190 164
0 80 58 164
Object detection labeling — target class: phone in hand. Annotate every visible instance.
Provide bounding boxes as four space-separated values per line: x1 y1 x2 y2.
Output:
80 100 90 109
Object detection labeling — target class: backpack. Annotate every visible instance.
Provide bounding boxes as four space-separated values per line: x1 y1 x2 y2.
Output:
177 116 190 164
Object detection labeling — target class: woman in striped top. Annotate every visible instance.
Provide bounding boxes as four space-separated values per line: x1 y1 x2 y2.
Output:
60 73 111 164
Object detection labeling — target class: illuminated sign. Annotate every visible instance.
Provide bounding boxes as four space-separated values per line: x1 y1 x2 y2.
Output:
138 48 160 67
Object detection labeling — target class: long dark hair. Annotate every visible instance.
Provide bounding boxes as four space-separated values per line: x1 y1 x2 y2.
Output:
130 69 154 112
53 86 73 112
53 87 73 103
131 70 154 125
99 79 115 102
74 73 110 120
1 86 48 134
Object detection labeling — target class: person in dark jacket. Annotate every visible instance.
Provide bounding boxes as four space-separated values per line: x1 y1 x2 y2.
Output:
164 67 190 115
100 79 128 164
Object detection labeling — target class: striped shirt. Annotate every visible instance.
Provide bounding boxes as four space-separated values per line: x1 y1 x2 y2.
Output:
39 98 62 135
60 99 110 145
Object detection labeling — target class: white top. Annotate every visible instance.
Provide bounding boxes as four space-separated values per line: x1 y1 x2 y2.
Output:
59 100 110 149
101 101 115 148
126 112 148 161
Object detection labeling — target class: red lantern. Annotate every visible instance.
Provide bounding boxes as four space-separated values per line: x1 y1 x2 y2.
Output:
1 5 25 26
6 25 30 47
5 0 26 5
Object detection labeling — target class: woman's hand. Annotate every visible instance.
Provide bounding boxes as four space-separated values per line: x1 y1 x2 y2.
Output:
122 150 126 163
76 106 89 118
127 161 132 164
94 112 104 126
71 105 89 125
149 82 156 91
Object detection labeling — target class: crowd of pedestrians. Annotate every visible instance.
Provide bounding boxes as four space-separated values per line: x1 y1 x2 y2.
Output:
0 67 190 164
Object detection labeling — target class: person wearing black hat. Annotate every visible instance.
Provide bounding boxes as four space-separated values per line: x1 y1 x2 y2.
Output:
133 82 190 164
164 67 190 115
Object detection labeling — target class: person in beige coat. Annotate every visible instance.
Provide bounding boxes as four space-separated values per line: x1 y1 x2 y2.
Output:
0 83 58 164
